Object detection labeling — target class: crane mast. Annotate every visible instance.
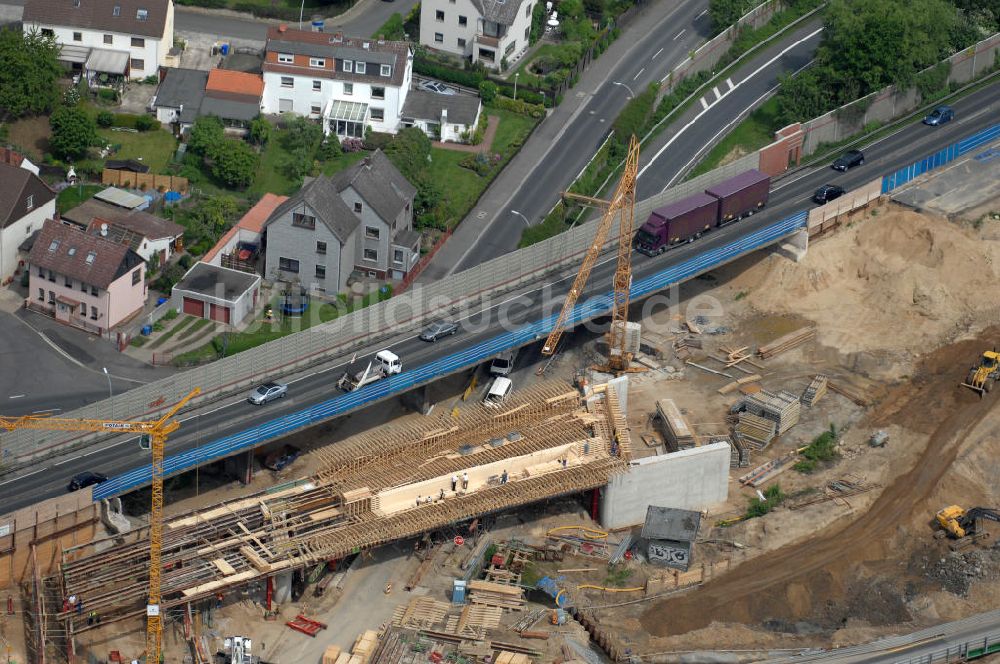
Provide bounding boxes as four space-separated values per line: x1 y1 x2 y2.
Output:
0 387 201 663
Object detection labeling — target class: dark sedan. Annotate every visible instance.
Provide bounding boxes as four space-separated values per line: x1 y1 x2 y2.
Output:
832 149 864 171
68 471 108 492
420 320 459 341
813 184 846 204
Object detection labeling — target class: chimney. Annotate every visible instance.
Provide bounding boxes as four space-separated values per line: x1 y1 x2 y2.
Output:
100 223 109 237
332 32 343 43
278 23 287 32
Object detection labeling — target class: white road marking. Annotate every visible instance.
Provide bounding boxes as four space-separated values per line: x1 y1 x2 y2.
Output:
638 26 824 181
653 47 664 59
674 29 686 40
0 468 45 485
712 86 722 100
700 97 709 110
633 67 645 81
32 408 61 413
696 9 707 18
726 78 735 91
8 394 24 399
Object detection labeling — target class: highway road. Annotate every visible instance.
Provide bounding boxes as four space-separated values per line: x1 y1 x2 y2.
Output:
3 82 998 512
0 0 418 42
448 0 715 273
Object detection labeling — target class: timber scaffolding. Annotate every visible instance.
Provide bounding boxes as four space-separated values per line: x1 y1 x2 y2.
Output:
44 381 632 645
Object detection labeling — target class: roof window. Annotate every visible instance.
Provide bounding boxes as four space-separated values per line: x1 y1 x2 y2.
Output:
48 239 60 252
112 4 120 15
85 251 96 265
136 8 148 20
68 247 77 256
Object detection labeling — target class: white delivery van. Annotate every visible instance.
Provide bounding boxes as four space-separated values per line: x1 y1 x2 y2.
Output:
483 377 513 407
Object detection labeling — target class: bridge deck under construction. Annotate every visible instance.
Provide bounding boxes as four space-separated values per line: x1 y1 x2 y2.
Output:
46 380 631 636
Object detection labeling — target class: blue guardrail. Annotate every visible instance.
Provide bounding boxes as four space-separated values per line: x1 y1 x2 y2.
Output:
94 210 809 500
882 122 1000 193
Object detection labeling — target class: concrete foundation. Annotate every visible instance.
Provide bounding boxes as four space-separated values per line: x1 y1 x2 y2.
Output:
776 228 809 263
599 442 730 530
401 385 434 415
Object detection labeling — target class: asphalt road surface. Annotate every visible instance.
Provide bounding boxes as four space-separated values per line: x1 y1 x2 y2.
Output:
4 81 997 511
449 0 714 272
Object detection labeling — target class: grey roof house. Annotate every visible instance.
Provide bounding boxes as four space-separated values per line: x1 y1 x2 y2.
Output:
419 0 537 69
401 90 482 143
263 150 419 293
0 162 57 280
151 68 264 132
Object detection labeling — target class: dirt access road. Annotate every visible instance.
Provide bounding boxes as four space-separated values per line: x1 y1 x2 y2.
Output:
641 330 1000 636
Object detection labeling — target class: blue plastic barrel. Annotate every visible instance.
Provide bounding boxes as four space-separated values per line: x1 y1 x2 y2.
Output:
141 325 153 336
220 43 230 55
311 19 325 31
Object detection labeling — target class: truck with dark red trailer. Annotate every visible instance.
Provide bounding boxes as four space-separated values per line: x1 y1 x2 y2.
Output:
635 169 772 256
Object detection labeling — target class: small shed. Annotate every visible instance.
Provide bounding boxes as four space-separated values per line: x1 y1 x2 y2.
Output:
170 263 260 325
640 506 701 571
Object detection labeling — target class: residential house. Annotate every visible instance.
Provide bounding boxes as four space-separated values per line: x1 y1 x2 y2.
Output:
260 27 413 137
263 150 418 293
62 198 184 263
203 192 287 271
27 218 146 332
0 162 57 281
152 67 265 133
22 0 175 82
419 0 536 69
401 90 482 142
171 262 260 324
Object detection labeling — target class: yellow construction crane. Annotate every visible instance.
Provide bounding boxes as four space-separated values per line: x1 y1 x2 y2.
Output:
0 387 201 663
542 135 641 373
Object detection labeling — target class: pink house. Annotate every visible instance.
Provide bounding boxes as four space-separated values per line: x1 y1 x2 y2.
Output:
28 219 146 333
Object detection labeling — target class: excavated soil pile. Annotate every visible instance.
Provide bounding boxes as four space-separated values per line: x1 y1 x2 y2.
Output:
729 208 1000 357
639 329 1000 638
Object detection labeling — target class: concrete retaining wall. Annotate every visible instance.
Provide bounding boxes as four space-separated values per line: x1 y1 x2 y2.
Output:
599 442 730 530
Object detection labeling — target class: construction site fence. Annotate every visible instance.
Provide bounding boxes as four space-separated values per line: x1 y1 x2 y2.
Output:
92 209 807 500
797 31 1000 156
807 178 882 235
881 121 1000 193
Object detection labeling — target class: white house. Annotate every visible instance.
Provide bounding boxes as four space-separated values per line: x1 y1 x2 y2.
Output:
0 162 56 282
261 27 413 137
401 89 482 143
419 0 537 69
22 0 175 82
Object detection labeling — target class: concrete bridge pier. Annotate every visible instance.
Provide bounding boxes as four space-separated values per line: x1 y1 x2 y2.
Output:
401 385 434 415
775 228 809 262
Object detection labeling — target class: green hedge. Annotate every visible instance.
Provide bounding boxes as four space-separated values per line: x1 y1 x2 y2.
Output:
414 57 548 106
491 95 546 118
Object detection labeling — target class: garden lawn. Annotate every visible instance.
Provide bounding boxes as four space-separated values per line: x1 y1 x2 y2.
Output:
513 43 566 88
427 148 485 229
488 107 536 154
98 127 177 172
689 97 782 177
250 134 370 196
57 184 103 213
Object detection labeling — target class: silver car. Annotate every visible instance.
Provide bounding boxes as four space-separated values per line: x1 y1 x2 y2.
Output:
420 320 459 341
419 80 457 95
247 381 288 405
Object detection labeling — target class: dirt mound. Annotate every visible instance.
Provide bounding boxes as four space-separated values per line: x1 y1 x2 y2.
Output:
730 208 1000 362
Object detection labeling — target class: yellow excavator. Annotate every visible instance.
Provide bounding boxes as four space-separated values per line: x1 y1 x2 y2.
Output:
960 350 1000 396
934 505 1000 549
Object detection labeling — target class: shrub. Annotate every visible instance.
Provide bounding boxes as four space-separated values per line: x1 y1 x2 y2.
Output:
249 115 271 146
612 81 658 142
341 137 364 152
478 80 498 103
162 308 179 321
317 137 342 161
744 484 785 519
135 114 157 131
97 88 118 103
96 111 114 128
111 113 138 128
178 254 194 269
363 128 394 151
492 95 545 117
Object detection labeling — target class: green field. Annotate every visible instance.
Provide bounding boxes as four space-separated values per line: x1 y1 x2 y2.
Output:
98 127 178 172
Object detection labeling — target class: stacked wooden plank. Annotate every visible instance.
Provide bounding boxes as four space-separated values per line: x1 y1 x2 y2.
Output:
718 374 763 395
351 630 379 664
392 597 449 629
494 651 532 664
655 399 695 451
322 645 342 664
673 337 702 360
801 375 829 406
456 604 503 637
468 579 526 611
726 436 750 468
757 327 816 359
736 414 777 450
743 390 802 435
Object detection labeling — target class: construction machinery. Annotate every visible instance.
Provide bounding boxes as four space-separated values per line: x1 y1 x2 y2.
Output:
542 135 640 373
960 350 1000 396
0 387 201 664
934 505 1000 549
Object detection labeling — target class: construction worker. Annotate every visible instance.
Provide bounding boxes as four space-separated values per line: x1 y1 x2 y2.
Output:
439 488 446 501
416 495 422 507
425 495 432 505
451 475 458 491
562 459 568 468
216 592 224 609
75 598 83 616
462 472 469 490
501 470 508 484
87 611 96 626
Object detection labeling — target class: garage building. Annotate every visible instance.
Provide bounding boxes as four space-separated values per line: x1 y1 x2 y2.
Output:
170 263 260 325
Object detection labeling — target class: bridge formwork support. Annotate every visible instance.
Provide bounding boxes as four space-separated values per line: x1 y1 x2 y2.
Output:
400 385 434 415
776 228 809 263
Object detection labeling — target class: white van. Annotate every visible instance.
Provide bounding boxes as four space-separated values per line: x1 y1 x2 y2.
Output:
375 349 402 375
483 377 513 407
490 350 517 376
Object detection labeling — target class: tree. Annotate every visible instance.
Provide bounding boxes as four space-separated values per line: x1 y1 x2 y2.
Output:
210 138 259 188
248 115 271 146
478 80 498 104
188 115 225 157
280 115 323 154
384 127 432 182
49 105 97 160
0 28 62 117
708 0 753 34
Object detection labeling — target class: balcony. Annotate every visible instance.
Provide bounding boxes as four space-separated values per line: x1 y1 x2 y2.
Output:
475 33 500 47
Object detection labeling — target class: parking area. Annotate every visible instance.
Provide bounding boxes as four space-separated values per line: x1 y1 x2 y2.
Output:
176 30 264 72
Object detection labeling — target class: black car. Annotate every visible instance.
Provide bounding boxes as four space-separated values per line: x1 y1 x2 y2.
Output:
832 149 864 172
813 184 845 204
420 320 459 341
68 471 108 492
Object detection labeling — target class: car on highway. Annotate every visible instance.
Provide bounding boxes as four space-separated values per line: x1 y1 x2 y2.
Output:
420 320 459 341
247 381 288 405
418 80 457 95
831 149 864 171
813 184 845 204
923 105 954 126
67 471 108 492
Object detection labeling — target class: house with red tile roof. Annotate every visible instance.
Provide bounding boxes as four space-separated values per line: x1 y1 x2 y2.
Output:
27 219 146 333
202 193 287 270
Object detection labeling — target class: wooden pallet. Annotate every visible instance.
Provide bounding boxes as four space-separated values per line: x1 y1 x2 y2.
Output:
801 375 829 406
736 413 776 449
